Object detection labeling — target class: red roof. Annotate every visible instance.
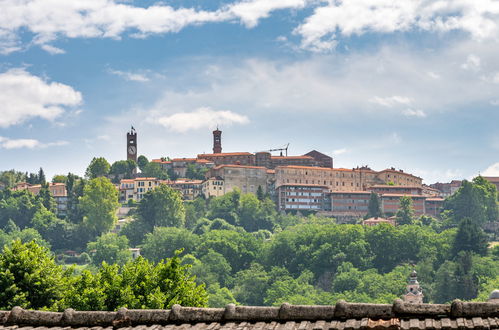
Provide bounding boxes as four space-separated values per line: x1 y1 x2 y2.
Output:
214 164 266 170
198 152 253 157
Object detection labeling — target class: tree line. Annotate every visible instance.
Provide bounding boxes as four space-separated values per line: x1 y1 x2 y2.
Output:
0 164 498 309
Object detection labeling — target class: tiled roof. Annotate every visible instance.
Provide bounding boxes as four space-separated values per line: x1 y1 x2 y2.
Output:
0 300 498 329
370 185 422 189
214 164 267 170
198 152 254 157
277 165 335 171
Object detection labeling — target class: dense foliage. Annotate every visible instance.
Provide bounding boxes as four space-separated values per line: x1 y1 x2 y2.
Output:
0 165 498 309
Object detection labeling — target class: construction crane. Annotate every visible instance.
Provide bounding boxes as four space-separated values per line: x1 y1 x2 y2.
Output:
267 143 289 157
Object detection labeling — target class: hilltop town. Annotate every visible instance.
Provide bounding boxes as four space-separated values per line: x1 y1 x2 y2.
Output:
14 127 499 224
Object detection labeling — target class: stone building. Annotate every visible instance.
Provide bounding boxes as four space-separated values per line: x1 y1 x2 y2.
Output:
208 164 269 195
403 270 424 304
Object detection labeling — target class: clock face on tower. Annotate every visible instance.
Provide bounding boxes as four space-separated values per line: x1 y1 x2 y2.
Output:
128 146 136 155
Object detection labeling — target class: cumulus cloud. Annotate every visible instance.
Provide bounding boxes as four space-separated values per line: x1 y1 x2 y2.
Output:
370 95 413 107
156 107 249 133
332 148 347 155
108 69 150 82
225 0 307 28
40 44 65 54
403 109 427 118
294 0 499 52
0 136 68 149
461 54 481 70
482 163 499 176
0 68 82 127
0 0 308 53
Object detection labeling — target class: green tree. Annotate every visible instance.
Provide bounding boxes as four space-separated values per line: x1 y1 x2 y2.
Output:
0 240 63 309
37 183 56 213
452 217 488 257
444 180 487 226
141 162 168 179
85 157 111 179
110 160 137 181
185 164 208 180
137 155 149 172
256 185 265 201
189 250 232 287
0 170 26 188
80 177 119 237
207 283 237 307
232 263 270 305
141 227 199 262
38 167 46 185
367 192 383 218
51 175 67 184
137 184 185 229
396 196 414 225
87 233 132 266
198 230 260 273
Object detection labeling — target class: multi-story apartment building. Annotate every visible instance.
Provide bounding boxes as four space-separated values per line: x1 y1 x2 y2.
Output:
119 179 135 201
134 177 162 201
369 185 423 195
277 184 331 212
382 194 427 216
169 179 203 200
275 165 422 193
202 177 225 198
330 191 371 219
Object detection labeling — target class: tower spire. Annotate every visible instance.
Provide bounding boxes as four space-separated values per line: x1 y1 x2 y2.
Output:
403 270 424 304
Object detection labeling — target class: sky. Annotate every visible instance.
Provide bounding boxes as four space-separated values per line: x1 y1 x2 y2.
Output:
1 0 499 184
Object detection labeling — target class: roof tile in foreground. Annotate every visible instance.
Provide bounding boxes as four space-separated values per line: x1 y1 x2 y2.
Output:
0 300 498 330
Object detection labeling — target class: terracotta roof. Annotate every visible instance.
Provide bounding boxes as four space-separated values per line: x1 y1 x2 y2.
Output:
483 176 499 183
198 152 254 157
277 183 330 188
379 169 422 179
370 185 422 189
426 198 445 202
172 158 197 162
0 300 498 329
214 164 267 170
331 191 371 194
277 165 335 171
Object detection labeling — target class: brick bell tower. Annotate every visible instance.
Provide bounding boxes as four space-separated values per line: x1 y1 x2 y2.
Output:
213 127 222 154
127 126 137 164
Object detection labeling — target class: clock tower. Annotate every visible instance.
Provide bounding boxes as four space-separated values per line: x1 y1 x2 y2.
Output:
127 126 137 164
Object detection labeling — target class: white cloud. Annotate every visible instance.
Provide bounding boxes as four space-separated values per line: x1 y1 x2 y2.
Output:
403 109 427 118
370 95 413 107
0 136 68 149
108 69 150 82
482 163 499 176
0 0 308 53
155 107 249 133
332 148 347 155
294 1 499 52
0 68 82 127
226 0 307 28
461 54 481 70
40 44 65 54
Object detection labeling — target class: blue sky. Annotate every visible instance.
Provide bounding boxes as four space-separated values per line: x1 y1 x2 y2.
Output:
1 0 499 183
